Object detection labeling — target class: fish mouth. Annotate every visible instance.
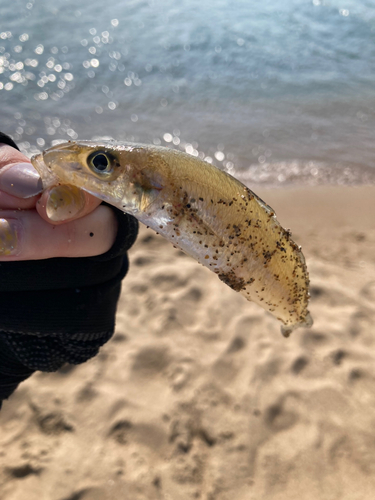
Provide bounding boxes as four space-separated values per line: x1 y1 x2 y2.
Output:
31 152 61 188
31 145 92 193
30 152 44 174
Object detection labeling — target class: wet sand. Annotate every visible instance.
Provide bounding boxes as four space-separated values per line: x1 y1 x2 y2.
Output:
1 185 375 500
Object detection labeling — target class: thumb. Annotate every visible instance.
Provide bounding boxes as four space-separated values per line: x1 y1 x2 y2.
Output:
36 184 102 225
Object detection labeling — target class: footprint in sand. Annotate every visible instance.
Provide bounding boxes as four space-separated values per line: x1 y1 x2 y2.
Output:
290 355 309 374
360 280 375 302
150 270 188 292
349 308 375 340
60 482 158 500
309 283 353 307
264 394 299 433
131 344 171 376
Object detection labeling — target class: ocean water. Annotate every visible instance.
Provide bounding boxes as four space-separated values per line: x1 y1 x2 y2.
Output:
1 0 375 186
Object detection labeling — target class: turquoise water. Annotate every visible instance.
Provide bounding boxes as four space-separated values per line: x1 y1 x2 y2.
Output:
1 0 375 185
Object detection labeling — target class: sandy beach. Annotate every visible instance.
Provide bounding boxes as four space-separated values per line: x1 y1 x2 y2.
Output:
0 184 374 500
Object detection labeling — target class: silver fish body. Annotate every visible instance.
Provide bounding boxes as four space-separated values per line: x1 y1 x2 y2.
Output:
32 140 313 336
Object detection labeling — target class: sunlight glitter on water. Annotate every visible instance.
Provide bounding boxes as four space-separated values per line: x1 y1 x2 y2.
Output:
1 0 375 186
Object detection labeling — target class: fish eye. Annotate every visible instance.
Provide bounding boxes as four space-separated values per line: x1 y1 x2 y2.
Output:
87 151 115 175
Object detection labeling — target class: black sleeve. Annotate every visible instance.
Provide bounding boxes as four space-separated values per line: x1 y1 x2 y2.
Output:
0 132 138 405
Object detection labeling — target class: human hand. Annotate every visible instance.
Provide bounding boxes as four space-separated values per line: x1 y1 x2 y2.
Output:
0 143 117 260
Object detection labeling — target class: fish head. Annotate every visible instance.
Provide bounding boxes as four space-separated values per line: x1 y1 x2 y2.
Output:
31 140 166 215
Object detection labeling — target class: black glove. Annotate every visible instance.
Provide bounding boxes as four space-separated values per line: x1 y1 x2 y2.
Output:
0 132 138 405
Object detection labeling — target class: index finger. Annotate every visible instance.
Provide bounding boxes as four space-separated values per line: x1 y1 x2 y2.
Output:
0 143 31 170
0 144 42 209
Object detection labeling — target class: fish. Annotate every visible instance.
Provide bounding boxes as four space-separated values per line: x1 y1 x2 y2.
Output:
31 140 313 337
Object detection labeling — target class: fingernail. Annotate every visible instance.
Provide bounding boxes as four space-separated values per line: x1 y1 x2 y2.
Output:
0 218 22 256
46 185 85 221
0 163 43 198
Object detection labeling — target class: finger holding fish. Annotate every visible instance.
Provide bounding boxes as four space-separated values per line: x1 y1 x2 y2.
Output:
36 184 102 224
0 142 117 259
0 206 117 260
0 144 42 209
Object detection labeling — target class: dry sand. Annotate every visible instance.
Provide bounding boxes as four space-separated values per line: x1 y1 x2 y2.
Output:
0 185 374 500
